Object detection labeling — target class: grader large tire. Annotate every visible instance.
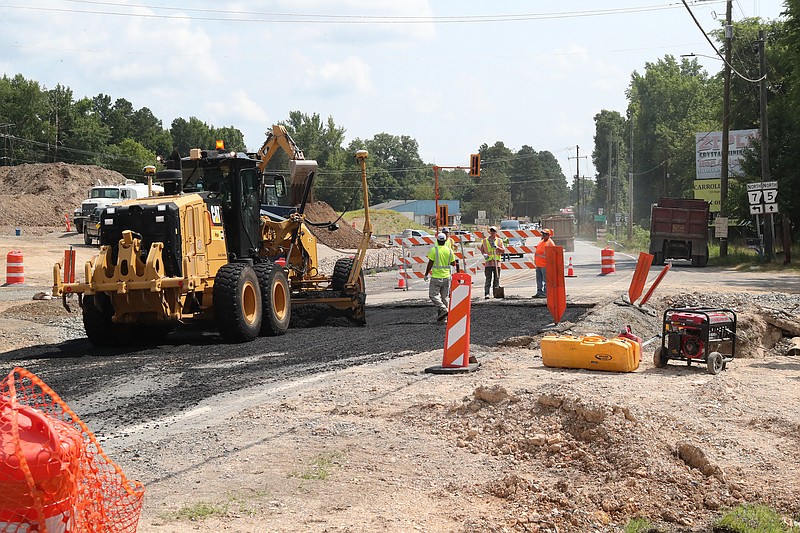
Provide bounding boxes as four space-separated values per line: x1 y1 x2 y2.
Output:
253 263 290 336
213 263 262 343
332 257 366 326
82 294 124 347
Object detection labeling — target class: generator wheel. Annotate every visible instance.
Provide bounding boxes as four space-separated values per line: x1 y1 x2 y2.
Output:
653 346 669 368
707 351 724 375
213 263 262 343
332 257 366 325
254 263 291 336
83 294 123 347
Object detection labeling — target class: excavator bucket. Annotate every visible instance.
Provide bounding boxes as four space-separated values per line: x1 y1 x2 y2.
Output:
290 160 318 186
289 160 318 206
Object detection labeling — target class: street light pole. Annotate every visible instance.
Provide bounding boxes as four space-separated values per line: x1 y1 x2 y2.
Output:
720 0 732 258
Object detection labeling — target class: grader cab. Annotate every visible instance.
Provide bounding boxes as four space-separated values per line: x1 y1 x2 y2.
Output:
53 132 372 347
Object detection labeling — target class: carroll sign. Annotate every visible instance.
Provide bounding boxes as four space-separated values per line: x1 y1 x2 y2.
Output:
693 179 721 213
695 129 759 180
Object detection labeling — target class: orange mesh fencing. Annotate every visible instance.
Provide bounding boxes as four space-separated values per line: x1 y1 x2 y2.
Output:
0 367 144 532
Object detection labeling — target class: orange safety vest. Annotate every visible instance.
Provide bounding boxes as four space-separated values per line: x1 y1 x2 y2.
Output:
534 238 555 268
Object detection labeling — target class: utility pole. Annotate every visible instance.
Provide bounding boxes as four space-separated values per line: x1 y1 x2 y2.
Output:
628 111 634 241
720 0 732 258
759 29 774 261
607 135 612 238
569 146 587 236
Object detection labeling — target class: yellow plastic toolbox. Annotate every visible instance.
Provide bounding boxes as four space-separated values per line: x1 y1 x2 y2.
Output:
541 334 640 372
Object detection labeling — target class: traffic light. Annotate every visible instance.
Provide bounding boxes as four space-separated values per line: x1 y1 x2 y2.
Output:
469 153 481 177
438 204 449 228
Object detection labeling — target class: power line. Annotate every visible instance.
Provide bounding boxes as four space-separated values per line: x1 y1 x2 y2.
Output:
2 1 722 24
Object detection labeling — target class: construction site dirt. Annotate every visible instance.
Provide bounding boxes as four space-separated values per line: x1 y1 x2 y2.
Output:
2 227 800 532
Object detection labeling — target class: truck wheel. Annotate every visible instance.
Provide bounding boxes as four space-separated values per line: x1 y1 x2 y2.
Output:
653 252 664 266
332 257 366 325
707 352 724 375
75 220 84 234
213 263 262 343
83 294 123 347
83 226 92 246
653 346 669 368
254 263 290 336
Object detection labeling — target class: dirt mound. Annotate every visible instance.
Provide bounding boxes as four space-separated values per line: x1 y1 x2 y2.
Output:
0 163 127 227
304 201 377 250
410 383 799 531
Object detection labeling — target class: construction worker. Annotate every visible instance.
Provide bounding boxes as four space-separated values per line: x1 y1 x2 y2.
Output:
479 226 504 299
423 232 458 321
534 228 555 297
441 227 460 272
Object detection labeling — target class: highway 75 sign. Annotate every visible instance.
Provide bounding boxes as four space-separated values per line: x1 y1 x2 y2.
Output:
747 181 778 215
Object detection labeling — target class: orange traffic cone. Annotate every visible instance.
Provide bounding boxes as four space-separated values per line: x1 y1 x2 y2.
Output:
566 256 576 277
395 265 407 289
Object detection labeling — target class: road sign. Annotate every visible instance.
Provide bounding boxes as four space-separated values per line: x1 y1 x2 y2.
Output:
765 203 779 213
763 189 778 203
748 190 763 204
749 204 764 215
714 216 729 238
746 181 778 191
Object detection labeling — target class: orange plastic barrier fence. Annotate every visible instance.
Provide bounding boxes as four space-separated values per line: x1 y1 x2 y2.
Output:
0 368 144 533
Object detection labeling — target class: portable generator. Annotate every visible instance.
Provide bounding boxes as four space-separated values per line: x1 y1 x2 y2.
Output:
654 307 737 375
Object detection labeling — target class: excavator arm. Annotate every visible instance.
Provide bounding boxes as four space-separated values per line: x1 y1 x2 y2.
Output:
256 125 318 206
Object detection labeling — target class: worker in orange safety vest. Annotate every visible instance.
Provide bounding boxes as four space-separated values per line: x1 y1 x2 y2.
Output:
533 228 555 298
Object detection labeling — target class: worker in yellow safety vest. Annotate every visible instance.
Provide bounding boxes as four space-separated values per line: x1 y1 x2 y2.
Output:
424 232 458 322
479 226 505 299
533 228 555 298
441 227 460 271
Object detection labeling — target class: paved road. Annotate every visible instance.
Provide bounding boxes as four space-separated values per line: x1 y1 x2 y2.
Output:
368 239 800 306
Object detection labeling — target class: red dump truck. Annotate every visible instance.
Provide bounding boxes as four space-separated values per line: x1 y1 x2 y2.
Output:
540 214 575 252
649 198 709 267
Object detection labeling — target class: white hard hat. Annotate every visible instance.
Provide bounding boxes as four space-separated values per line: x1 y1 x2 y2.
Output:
437 232 447 241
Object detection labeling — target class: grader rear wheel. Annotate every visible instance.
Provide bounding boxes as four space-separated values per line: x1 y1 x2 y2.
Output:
332 257 366 326
213 263 262 343
83 294 126 347
254 263 291 336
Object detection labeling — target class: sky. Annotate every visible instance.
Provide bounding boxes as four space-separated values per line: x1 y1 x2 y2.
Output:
0 0 788 181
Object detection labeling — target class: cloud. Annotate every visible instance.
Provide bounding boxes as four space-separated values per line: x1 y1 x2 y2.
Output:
298 56 373 95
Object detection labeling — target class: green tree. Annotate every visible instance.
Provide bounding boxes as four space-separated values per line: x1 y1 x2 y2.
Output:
211 126 246 152
0 74 51 163
463 142 512 223
64 97 111 164
170 117 213 155
102 139 157 178
592 109 628 221
130 107 172 156
626 56 718 222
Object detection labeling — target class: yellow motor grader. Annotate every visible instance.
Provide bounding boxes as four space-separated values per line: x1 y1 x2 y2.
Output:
53 127 373 346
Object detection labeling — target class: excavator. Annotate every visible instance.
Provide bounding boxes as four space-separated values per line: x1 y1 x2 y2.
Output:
53 125 373 346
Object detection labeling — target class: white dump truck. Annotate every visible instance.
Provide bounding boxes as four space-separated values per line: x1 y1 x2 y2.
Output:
72 179 163 235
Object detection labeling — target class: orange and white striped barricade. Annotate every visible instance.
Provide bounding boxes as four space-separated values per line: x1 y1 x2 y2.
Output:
5 251 24 285
601 247 616 274
394 236 437 287
425 272 480 374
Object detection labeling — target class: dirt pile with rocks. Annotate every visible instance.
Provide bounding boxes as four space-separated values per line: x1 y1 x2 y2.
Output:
0 163 127 228
0 162 379 253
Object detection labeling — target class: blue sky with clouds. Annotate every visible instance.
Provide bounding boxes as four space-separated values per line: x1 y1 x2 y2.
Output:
0 1 787 179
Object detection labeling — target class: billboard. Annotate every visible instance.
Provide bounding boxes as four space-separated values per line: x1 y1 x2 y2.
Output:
693 179 721 213
695 129 759 180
